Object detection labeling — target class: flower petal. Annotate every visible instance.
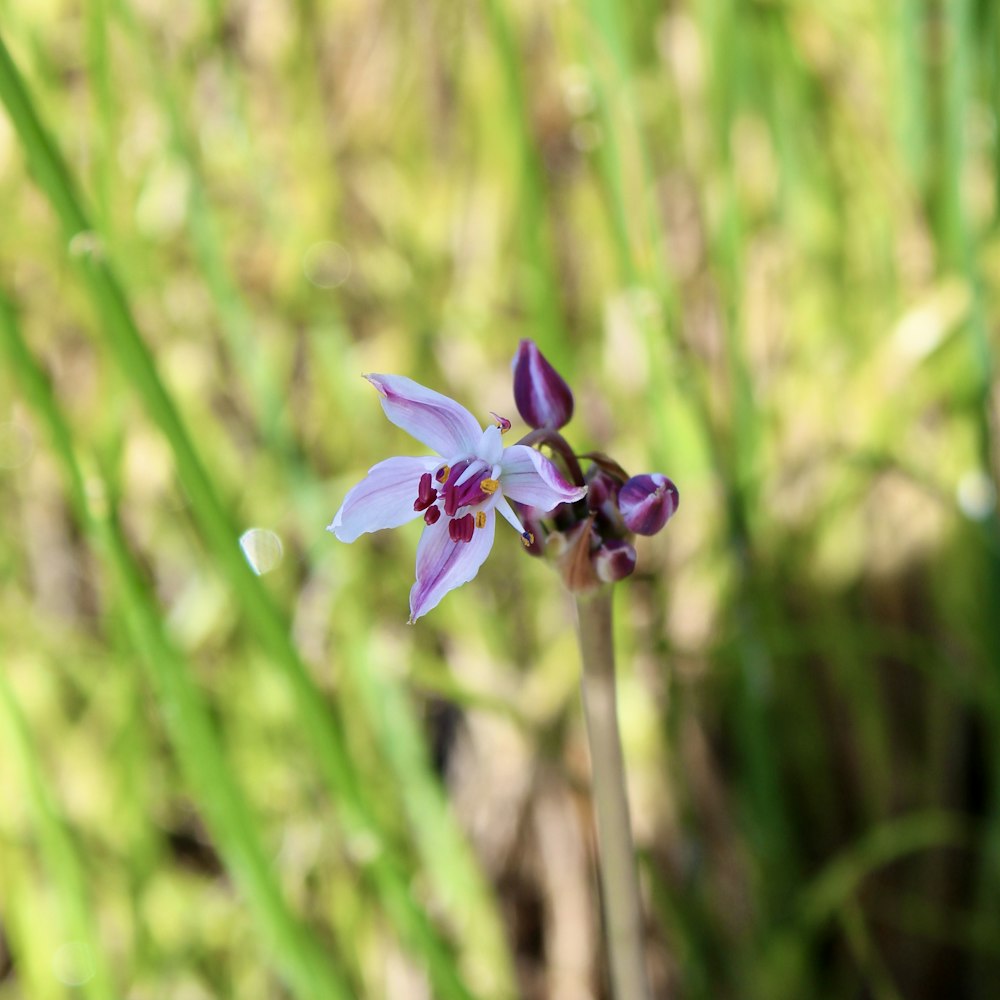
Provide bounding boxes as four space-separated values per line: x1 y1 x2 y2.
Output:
500 445 587 511
365 374 483 457
329 456 438 542
409 509 496 621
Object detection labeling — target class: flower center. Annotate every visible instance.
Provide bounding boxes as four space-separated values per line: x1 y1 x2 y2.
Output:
415 460 497 542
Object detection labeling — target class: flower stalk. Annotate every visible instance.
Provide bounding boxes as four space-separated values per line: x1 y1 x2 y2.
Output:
576 587 653 1000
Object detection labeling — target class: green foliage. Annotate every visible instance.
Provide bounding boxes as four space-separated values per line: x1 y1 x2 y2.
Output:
0 0 998 997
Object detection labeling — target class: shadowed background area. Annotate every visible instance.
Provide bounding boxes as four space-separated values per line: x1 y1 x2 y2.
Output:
1 0 999 997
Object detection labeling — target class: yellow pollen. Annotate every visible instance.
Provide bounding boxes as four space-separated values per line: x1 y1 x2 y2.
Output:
475 511 487 528
521 531 534 548
435 464 450 484
480 478 499 495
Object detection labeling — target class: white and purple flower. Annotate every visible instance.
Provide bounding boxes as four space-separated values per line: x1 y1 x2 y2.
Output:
329 374 587 621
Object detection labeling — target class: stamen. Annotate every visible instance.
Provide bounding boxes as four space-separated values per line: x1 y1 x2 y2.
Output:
413 472 438 512
475 511 487 528
521 531 534 548
495 496 527 535
448 513 475 543
443 481 460 516
490 412 512 434
435 464 451 484
479 478 499 495
424 505 441 525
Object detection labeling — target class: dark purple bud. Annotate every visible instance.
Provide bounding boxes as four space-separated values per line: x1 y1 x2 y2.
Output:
585 466 620 511
619 474 679 535
512 339 574 430
584 465 627 536
594 540 637 583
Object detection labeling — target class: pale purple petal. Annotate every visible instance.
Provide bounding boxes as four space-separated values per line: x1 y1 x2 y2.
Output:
329 456 438 542
500 445 587 511
365 374 483 457
409 510 496 621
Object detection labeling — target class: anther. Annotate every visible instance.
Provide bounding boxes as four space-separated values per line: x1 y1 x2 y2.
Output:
490 412 512 434
475 511 487 528
424 506 441 525
479 478 499 495
413 472 438 511
448 513 475 543
435 464 451 484
521 531 534 548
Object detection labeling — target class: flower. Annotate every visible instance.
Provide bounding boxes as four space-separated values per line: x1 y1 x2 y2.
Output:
512 339 575 430
329 374 587 621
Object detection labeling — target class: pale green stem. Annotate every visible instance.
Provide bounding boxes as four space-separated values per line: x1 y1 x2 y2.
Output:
575 588 653 1000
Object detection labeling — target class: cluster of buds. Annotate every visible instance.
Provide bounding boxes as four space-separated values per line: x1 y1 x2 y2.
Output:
511 340 679 592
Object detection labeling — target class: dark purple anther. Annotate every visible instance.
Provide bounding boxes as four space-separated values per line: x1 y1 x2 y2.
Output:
423 505 441 525
594 539 637 583
619 474 679 536
490 411 512 433
448 513 475 543
414 472 438 511
512 339 574 430
441 461 468 516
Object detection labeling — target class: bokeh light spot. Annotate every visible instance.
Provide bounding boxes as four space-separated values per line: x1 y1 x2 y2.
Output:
239 528 284 575
51 942 94 986
303 241 352 289
957 470 996 521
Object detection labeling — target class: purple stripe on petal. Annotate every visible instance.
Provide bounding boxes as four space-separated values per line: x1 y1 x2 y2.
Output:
329 456 438 542
365 374 483 457
409 510 496 621
500 445 587 511
619 473 679 536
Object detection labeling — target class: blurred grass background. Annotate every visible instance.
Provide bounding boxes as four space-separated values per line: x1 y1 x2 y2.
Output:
0 0 999 997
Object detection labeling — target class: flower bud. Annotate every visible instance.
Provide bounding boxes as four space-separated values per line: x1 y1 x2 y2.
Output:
585 466 620 511
619 474 679 535
594 539 637 582
512 339 574 430
585 464 627 537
